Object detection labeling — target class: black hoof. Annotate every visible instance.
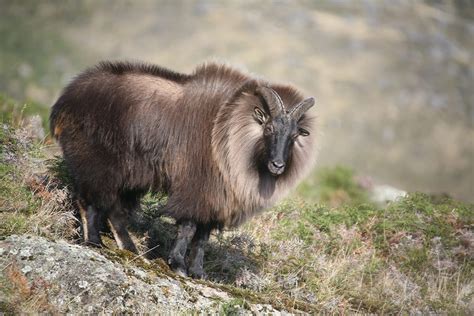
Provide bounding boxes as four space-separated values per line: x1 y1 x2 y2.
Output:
168 256 187 277
173 267 188 277
188 266 206 279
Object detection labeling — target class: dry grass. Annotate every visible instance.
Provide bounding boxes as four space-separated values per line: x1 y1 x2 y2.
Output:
0 120 78 241
207 193 473 314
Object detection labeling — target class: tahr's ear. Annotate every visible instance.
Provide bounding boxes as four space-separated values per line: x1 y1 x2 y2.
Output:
299 127 310 136
254 107 267 125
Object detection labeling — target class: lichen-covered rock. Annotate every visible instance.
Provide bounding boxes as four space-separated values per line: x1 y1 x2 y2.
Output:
0 235 289 314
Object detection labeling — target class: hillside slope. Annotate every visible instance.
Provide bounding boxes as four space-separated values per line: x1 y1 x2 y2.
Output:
0 115 473 313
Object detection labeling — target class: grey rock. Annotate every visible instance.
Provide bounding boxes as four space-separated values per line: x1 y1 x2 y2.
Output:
0 235 290 314
370 184 407 205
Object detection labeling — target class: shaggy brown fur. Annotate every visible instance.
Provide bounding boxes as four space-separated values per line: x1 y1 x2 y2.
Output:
50 61 317 277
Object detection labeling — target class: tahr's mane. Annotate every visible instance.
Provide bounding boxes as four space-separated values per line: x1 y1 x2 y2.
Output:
212 81 317 226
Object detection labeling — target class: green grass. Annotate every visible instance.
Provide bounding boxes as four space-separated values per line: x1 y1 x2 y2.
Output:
374 192 472 248
297 165 371 205
232 193 473 313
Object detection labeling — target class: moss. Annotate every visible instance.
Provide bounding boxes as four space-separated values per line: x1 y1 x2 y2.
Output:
100 246 176 281
141 192 168 214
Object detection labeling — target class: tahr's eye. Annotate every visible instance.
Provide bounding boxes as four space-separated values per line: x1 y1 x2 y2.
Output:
299 127 310 137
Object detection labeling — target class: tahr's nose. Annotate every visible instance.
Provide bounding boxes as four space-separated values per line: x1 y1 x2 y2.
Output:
272 161 285 169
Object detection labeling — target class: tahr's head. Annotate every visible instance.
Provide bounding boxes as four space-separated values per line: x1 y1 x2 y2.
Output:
254 86 315 176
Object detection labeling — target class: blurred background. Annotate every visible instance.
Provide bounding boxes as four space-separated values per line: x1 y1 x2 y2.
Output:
1 0 473 201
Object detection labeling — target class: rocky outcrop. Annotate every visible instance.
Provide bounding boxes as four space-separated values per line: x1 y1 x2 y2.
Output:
0 235 286 314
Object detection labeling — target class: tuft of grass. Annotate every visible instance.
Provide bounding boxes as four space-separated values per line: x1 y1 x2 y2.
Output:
0 94 50 132
0 121 78 240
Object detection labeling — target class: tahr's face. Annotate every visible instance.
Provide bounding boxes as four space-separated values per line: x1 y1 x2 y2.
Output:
253 86 314 176
263 114 298 175
254 105 311 176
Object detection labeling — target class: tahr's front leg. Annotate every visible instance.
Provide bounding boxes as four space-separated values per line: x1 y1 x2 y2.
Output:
78 200 103 247
168 221 196 276
107 203 138 253
188 225 211 279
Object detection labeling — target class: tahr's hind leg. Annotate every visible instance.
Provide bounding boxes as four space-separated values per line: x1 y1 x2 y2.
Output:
77 200 103 247
168 221 197 277
188 225 211 279
107 203 138 253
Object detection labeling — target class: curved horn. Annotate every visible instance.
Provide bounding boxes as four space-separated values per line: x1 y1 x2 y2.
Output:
256 86 285 117
289 97 315 120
